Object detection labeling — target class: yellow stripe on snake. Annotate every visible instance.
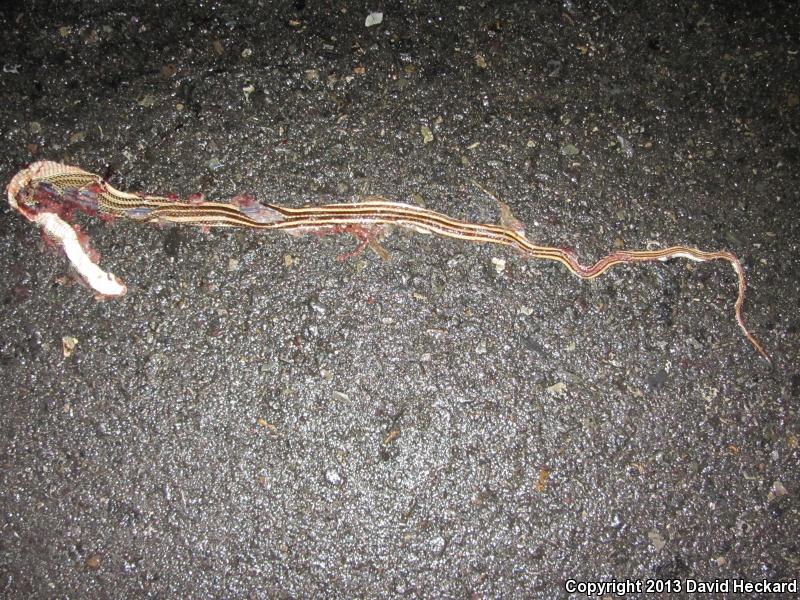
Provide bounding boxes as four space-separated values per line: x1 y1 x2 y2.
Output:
6 160 769 361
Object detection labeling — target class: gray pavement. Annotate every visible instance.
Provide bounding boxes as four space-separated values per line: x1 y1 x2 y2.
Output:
0 1 796 598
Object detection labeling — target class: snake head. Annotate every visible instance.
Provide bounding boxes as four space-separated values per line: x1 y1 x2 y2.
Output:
6 162 37 219
6 160 72 220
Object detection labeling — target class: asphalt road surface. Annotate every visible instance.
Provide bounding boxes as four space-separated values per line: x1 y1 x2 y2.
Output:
1 1 797 598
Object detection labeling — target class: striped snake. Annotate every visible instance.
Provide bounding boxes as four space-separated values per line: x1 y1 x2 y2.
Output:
6 160 768 361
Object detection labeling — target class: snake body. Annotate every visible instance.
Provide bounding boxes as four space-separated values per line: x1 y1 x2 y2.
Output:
6 160 768 361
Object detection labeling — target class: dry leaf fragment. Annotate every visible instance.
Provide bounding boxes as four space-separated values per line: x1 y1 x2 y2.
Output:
648 530 666 551
497 200 525 232
420 125 434 144
536 466 550 492
257 418 277 431
62 336 78 357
